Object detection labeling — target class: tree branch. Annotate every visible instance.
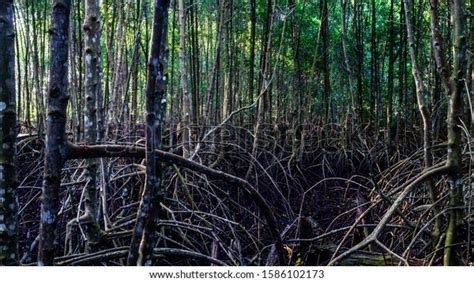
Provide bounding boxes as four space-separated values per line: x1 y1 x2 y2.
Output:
66 142 287 265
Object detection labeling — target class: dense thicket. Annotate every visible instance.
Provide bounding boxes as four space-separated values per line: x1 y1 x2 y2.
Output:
0 0 472 266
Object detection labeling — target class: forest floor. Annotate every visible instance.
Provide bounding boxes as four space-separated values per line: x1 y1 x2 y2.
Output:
14 122 474 266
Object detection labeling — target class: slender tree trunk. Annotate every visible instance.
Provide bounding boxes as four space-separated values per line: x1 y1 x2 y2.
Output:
106 5 125 137
404 0 442 251
178 0 191 157
465 0 473 131
127 0 169 266
190 0 199 129
370 0 378 129
203 0 224 126
247 0 275 179
353 0 364 123
404 0 433 165
169 1 178 147
31 1 45 137
248 0 256 117
81 0 102 245
13 5 21 126
130 0 144 127
256 0 274 124
94 0 108 231
23 3 31 132
0 0 18 266
396 2 406 145
289 0 303 160
321 0 331 124
429 0 451 96
38 0 71 266
386 0 395 146
340 0 355 147
223 0 233 121
69 1 84 142
76 0 84 140
103 0 115 137
69 16 80 142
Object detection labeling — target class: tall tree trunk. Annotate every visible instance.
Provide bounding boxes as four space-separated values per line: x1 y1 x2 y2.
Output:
429 1 468 264
106 4 125 137
31 0 45 138
340 0 355 147
405 0 441 253
223 0 233 121
0 0 18 266
212 0 233 166
23 3 31 131
190 0 199 129
248 0 256 115
465 0 473 131
38 0 71 266
130 0 144 127
246 0 275 262
178 0 191 157
256 0 274 124
13 5 21 128
370 0 378 129
95 0 108 231
247 0 275 179
429 0 451 96
203 0 224 126
169 1 178 147
81 0 102 245
127 0 169 266
444 0 467 265
353 0 364 123
321 0 331 123
396 2 406 145
69 15 80 142
103 0 115 137
386 0 395 146
289 0 303 160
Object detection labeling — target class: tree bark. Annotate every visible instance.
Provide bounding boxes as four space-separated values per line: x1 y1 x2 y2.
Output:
203 0 224 126
370 0 379 128
429 0 451 96
444 0 467 265
38 0 71 266
178 0 191 158
353 0 364 123
248 0 256 114
396 2 406 145
403 0 441 247
82 0 102 245
0 0 18 266
321 0 331 123
465 0 473 131
248 0 275 178
127 0 169 266
386 0 395 146
31 1 45 138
